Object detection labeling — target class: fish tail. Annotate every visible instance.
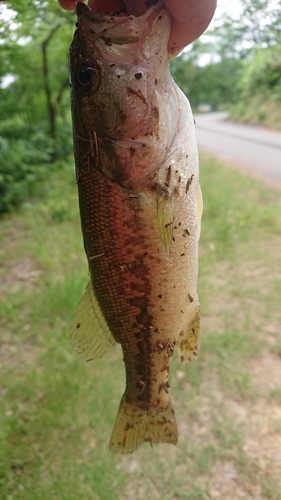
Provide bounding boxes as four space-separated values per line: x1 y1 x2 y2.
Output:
109 395 178 454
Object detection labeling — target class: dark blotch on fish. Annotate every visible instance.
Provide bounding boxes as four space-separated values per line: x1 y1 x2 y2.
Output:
185 174 194 194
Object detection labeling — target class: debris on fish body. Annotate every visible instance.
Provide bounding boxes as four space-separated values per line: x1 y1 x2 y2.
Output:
69 0 203 454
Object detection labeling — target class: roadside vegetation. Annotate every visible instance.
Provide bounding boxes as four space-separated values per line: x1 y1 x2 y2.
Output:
1 153 281 499
230 43 281 129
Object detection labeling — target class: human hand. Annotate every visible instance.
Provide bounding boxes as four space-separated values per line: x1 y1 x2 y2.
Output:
58 0 217 58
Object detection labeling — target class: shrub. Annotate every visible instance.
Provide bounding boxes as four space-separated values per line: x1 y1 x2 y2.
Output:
0 131 53 213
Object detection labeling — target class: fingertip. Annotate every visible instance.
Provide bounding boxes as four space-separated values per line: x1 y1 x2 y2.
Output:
58 0 84 11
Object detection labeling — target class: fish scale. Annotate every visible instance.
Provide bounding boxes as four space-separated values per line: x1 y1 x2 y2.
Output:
81 167 173 416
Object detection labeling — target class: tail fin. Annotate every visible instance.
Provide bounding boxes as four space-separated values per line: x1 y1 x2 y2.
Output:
109 395 178 454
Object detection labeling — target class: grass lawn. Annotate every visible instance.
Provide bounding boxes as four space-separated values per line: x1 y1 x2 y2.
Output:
1 153 281 499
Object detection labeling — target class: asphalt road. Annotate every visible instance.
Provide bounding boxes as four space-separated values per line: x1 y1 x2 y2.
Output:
194 112 281 184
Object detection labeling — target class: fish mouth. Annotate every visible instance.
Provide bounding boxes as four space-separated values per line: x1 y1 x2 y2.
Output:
75 1 164 46
75 2 141 45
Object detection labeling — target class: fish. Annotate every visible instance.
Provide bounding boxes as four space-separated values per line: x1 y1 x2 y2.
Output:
69 0 203 454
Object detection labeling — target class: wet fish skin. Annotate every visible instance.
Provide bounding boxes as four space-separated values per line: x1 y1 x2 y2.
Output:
69 1 202 454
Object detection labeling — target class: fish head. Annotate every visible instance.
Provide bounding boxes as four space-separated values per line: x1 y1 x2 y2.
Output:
69 2 174 186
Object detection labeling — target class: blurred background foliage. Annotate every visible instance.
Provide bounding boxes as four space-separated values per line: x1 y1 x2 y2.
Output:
0 0 74 213
0 0 281 213
170 0 281 115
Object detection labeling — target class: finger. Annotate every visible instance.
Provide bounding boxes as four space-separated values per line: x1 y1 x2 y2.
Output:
88 0 124 11
120 0 147 16
165 0 217 58
58 0 123 11
58 0 82 10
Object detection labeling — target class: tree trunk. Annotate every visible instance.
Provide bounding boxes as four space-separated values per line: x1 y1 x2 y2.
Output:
42 25 61 160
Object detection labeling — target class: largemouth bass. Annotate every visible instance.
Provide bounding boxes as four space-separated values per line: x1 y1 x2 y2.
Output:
69 0 203 454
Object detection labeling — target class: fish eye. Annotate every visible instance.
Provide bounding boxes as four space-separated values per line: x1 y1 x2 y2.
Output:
76 65 100 93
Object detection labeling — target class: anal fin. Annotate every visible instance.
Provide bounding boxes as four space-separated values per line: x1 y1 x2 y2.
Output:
69 279 117 361
178 309 200 364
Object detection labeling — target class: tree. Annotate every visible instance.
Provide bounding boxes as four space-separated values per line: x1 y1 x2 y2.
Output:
170 52 242 109
0 0 74 157
170 0 281 114
0 0 76 211
208 0 281 60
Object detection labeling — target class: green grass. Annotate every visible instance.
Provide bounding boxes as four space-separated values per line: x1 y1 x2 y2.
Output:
1 154 281 499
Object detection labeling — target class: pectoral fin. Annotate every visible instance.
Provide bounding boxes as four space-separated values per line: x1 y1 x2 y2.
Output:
178 309 200 364
157 185 175 257
69 279 117 361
